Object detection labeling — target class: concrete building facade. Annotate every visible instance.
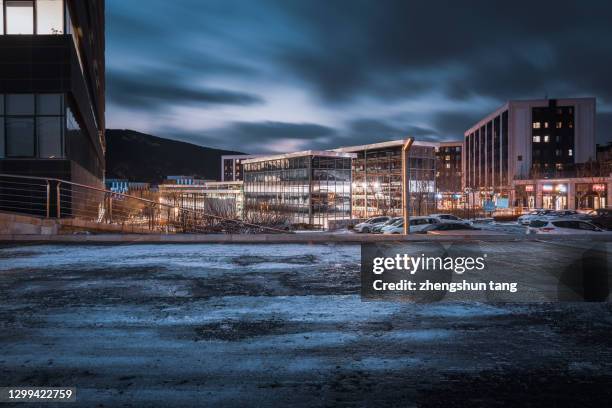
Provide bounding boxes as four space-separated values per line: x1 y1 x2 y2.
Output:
464 98 597 209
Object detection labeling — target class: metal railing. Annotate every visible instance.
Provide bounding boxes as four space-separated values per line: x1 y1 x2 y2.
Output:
0 173 291 234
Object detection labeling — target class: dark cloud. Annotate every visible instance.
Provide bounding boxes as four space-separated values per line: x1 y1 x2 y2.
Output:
273 0 612 104
161 121 339 154
107 69 264 110
107 0 612 147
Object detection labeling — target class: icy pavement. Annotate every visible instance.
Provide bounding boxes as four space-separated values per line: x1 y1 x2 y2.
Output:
0 243 611 407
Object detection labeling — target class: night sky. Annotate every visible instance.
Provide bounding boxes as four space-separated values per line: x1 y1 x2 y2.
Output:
106 0 612 154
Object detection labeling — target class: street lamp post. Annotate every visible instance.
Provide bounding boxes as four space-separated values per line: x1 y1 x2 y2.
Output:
402 138 414 234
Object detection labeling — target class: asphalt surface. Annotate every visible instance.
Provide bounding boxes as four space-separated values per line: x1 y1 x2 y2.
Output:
0 242 611 407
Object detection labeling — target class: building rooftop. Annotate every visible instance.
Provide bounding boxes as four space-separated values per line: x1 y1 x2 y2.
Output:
242 150 356 164
333 139 446 152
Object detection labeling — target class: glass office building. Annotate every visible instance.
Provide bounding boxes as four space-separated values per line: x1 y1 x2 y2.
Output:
243 151 355 228
334 140 437 218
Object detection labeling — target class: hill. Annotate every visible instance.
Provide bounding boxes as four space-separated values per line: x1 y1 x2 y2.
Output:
105 129 244 183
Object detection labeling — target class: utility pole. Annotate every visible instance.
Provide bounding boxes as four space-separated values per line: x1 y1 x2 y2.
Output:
402 138 414 234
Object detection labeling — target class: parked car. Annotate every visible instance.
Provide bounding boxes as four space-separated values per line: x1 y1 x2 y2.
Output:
382 216 440 234
353 216 391 233
415 223 481 234
517 209 555 225
428 213 471 225
527 219 609 234
586 208 612 230
372 217 403 233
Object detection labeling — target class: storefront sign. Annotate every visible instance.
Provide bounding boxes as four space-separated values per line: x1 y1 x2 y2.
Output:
593 184 606 192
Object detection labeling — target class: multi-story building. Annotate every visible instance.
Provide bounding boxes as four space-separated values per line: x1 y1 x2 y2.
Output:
242 151 355 228
0 0 105 187
464 98 597 210
334 140 439 219
221 155 258 181
159 180 244 218
435 141 463 209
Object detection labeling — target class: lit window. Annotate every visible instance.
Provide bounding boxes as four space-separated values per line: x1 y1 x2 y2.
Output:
532 122 541 129
543 135 549 143
6 1 34 34
556 122 562 129
445 163 451 169
568 121 573 129
445 155 451 160
544 122 549 128
568 149 573 157
532 135 541 143
36 0 64 34
555 149 562 157
556 163 563 170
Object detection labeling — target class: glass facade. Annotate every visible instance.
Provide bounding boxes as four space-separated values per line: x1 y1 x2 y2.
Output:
0 93 64 159
465 110 509 189
350 144 436 219
1 0 64 35
243 154 352 228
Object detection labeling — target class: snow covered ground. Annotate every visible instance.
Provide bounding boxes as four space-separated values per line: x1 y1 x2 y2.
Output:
0 243 611 407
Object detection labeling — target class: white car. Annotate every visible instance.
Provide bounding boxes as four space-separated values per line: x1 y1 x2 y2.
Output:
527 219 610 234
517 209 555 225
353 216 391 233
428 213 471 225
382 216 440 234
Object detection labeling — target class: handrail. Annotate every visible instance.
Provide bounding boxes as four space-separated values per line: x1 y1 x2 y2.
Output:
0 173 292 234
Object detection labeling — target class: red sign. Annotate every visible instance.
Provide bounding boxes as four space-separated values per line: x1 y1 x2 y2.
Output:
593 184 606 192
525 185 534 192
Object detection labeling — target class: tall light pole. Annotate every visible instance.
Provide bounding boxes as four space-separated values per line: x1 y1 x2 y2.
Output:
402 138 414 235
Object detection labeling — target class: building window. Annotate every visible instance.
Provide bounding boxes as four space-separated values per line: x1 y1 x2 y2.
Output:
555 149 562 157
543 135 550 143
2 0 64 35
555 135 560 142
568 149 573 157
6 117 35 157
5 1 34 34
37 116 62 157
532 122 541 129
532 135 540 143
556 122 563 129
36 0 64 34
556 163 563 170
0 117 4 157
6 94 34 115
568 121 573 129
1 93 64 159
544 122 549 128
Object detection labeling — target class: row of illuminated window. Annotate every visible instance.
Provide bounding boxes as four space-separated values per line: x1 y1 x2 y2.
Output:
532 135 570 143
0 0 64 35
0 93 65 158
532 121 573 129
533 149 573 157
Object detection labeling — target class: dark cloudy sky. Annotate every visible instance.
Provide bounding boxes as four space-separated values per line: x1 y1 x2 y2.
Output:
106 0 612 154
